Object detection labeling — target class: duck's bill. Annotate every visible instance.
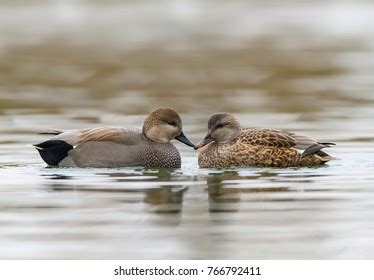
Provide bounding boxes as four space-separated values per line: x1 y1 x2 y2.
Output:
175 132 195 147
194 135 213 150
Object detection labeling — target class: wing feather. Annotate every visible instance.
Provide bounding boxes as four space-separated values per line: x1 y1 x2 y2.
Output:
240 128 298 148
240 128 335 156
44 127 141 146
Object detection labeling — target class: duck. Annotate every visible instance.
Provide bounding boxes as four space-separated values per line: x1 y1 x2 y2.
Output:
34 108 195 168
194 113 335 168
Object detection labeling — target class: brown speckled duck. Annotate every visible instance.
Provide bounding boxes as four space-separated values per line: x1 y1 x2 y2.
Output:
194 113 335 168
34 108 194 168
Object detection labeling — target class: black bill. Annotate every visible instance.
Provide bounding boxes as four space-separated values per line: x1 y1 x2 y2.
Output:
175 132 195 147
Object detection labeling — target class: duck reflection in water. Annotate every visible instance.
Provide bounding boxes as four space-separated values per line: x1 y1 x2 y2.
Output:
43 168 188 218
207 170 290 213
144 186 186 214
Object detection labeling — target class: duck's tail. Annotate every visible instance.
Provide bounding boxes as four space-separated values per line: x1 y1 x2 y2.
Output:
33 140 73 166
316 150 336 162
301 142 336 158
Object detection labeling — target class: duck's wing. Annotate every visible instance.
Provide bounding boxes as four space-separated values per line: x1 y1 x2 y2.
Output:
241 128 335 157
40 127 142 146
241 128 298 148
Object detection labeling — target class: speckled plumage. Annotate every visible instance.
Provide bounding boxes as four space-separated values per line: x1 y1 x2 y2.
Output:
58 128 182 168
198 133 331 168
196 114 335 168
34 108 193 168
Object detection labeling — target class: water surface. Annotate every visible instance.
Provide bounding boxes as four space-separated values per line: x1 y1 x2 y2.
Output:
1 0 374 259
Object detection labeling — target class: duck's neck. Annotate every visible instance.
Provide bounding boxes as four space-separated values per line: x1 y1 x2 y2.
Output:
228 128 242 143
143 126 170 144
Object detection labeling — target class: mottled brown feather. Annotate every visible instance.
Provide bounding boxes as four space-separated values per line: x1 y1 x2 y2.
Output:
198 128 334 168
240 128 298 148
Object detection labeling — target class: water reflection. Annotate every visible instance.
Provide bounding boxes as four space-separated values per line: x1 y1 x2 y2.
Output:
44 168 190 215
1 0 374 259
144 187 186 214
207 171 292 212
208 172 242 212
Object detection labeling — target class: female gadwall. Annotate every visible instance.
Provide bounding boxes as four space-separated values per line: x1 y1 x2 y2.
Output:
34 108 194 168
194 113 335 168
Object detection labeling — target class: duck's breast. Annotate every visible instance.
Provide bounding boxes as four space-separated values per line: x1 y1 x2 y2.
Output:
149 143 181 168
198 142 257 168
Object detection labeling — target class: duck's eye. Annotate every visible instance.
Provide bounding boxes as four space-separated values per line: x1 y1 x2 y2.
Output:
166 120 177 126
216 123 227 129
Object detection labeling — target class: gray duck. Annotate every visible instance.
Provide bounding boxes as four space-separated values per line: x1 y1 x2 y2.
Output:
34 108 194 168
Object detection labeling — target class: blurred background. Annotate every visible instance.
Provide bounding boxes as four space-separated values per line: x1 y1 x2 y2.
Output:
1 0 374 260
2 0 374 116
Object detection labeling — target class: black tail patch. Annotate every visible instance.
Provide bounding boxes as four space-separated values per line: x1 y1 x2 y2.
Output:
302 142 336 158
34 140 73 166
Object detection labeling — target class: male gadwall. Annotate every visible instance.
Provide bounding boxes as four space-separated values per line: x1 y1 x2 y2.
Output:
34 108 194 168
194 113 335 168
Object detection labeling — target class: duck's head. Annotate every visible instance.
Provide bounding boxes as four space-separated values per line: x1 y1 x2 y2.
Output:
143 107 195 147
194 113 241 150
